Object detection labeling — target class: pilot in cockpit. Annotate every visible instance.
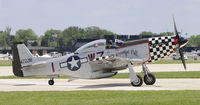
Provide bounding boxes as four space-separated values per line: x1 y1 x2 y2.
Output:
94 43 99 48
106 39 124 49
106 40 113 49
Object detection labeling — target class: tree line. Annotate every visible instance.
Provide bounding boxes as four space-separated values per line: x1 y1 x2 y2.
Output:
0 26 116 47
0 26 199 47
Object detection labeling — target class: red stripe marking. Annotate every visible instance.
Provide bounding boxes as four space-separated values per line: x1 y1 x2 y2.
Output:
173 36 178 52
145 38 151 63
51 62 55 72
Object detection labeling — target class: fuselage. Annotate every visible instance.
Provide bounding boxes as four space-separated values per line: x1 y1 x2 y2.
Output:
21 36 178 79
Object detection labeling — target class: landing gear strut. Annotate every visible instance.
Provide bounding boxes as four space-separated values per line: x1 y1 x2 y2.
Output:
142 64 156 85
128 63 143 87
48 78 54 85
131 75 143 87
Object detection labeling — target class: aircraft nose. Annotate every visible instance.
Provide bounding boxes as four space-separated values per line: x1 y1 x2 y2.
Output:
179 37 188 48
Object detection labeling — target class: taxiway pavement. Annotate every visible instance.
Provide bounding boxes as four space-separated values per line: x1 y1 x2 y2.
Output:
0 79 200 91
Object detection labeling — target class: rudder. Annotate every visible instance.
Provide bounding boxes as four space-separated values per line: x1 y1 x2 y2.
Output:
12 42 24 77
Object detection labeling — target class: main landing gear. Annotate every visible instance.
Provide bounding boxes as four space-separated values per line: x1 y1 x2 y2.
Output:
128 63 143 87
142 64 156 85
128 63 156 87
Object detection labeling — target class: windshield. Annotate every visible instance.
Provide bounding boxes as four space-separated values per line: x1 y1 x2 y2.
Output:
75 39 106 53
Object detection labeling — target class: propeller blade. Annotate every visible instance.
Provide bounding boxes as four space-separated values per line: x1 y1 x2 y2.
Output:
173 16 187 70
179 48 187 70
173 16 179 39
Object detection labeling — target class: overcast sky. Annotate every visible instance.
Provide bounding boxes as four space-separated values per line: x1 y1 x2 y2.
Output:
0 0 200 36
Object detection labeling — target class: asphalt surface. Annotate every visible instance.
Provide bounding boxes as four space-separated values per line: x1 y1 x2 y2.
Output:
0 79 200 91
0 66 13 76
119 63 200 73
0 64 200 91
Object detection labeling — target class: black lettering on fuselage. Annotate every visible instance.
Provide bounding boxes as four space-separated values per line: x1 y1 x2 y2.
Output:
20 58 32 64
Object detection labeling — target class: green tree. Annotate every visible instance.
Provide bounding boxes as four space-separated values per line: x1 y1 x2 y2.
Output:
41 29 62 47
85 26 117 39
139 31 158 36
0 27 12 48
140 31 174 36
0 31 4 47
187 35 200 47
14 29 38 45
62 26 86 46
159 32 174 36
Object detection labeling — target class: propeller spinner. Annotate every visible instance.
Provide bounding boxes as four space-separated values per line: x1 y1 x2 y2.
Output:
173 17 188 70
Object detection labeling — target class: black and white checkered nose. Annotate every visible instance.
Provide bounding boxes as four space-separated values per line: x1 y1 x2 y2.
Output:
148 36 176 63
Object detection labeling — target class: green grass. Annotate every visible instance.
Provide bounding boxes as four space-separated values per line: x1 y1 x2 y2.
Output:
151 58 200 64
0 60 12 66
1 71 200 79
0 91 199 105
113 71 200 79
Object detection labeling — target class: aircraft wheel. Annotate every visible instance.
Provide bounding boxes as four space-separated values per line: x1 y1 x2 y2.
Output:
131 75 143 87
48 79 54 85
144 73 156 85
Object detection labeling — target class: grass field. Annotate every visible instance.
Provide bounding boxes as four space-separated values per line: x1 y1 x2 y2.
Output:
1 71 200 79
113 71 200 79
0 58 200 66
0 91 199 105
0 60 12 66
151 58 200 64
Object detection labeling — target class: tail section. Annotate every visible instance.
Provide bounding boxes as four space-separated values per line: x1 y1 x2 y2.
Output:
17 43 35 67
12 43 35 77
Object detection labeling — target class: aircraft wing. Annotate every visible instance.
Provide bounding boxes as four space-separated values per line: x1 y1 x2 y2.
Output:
89 56 144 72
129 58 144 65
102 56 144 65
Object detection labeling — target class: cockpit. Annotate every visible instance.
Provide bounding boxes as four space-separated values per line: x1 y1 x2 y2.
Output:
75 39 106 53
106 39 124 49
75 39 124 53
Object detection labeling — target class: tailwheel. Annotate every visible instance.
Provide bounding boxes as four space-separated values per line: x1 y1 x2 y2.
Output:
131 75 143 87
48 79 54 85
144 73 156 85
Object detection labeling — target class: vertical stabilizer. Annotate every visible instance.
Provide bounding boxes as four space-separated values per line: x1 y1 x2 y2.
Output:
17 44 35 67
12 43 36 77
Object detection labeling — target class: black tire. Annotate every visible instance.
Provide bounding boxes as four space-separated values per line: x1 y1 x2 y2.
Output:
48 80 54 85
144 73 156 85
131 75 143 87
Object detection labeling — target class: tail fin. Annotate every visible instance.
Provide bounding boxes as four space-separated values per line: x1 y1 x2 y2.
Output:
12 43 35 77
17 43 35 66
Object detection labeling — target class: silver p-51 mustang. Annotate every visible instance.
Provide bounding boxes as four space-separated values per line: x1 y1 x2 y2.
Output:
12 19 188 87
